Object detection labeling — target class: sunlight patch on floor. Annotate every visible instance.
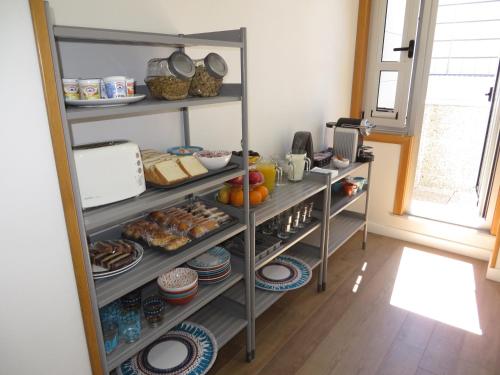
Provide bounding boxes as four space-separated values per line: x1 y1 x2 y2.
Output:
390 247 482 335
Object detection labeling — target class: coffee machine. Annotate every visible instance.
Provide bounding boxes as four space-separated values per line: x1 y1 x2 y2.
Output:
326 118 375 162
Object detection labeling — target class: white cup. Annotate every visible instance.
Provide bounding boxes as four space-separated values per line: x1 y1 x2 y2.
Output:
126 78 135 96
286 153 311 182
78 78 101 100
104 76 127 98
63 78 79 100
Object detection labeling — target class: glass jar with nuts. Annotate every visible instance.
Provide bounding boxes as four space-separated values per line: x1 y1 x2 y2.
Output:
189 53 228 97
145 51 195 100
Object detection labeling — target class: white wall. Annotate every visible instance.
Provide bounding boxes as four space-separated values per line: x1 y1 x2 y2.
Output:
0 1 91 374
0 1 359 374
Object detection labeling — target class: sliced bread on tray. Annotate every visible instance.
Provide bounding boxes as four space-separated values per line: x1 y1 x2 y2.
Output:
178 155 208 177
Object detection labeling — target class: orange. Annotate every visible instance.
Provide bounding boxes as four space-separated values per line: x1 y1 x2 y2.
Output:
230 189 244 207
249 190 263 206
254 185 269 200
218 188 230 204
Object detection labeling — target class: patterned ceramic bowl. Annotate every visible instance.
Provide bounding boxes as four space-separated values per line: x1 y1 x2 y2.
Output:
157 267 198 293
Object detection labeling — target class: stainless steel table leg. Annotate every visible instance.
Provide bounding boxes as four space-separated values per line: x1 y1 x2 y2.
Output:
362 162 372 251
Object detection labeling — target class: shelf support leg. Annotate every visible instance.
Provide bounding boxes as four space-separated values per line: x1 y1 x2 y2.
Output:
319 174 332 292
239 27 255 361
181 107 190 146
362 162 372 250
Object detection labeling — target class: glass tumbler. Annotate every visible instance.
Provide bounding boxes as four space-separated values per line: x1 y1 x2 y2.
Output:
99 300 121 326
261 219 275 235
102 321 119 354
294 204 305 229
143 296 165 327
301 203 308 225
120 309 141 343
286 209 297 234
305 202 314 223
277 212 291 240
121 289 141 311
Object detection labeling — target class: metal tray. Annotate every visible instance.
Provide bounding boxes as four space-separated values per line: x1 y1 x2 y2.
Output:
147 162 238 189
122 200 239 254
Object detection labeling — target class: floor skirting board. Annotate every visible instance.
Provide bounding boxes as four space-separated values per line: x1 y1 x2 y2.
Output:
367 221 492 261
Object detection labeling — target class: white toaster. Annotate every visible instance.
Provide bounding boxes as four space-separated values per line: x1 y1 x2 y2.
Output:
73 141 146 209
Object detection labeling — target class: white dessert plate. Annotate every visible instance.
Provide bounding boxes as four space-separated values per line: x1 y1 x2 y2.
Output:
65 94 146 107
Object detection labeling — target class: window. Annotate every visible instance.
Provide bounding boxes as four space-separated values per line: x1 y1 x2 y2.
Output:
363 0 421 131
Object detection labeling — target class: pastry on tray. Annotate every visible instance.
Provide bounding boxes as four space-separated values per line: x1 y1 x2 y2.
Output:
122 219 190 251
89 240 137 271
122 219 160 240
149 201 232 239
144 229 190 251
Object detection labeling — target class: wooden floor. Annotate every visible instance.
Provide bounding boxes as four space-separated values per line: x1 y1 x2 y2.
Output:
208 232 500 375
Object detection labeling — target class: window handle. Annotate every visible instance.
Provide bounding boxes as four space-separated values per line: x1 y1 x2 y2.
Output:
485 87 493 102
393 40 415 59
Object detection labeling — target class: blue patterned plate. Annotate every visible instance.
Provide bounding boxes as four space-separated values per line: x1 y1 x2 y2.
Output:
118 321 217 375
187 247 230 270
167 146 203 156
255 255 312 292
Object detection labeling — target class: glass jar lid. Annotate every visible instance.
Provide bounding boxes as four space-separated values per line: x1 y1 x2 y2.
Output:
204 53 228 79
168 51 195 80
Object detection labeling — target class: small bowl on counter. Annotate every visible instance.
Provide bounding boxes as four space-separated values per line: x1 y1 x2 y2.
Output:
194 150 232 170
332 156 350 169
157 267 199 305
342 181 358 197
168 146 203 156
157 267 198 293
348 176 367 191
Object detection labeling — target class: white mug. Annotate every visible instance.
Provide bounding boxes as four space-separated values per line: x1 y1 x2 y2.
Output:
286 153 311 181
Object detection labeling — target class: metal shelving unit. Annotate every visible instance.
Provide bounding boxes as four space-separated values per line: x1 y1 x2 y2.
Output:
107 258 244 369
45 3 252 372
44 3 374 372
330 190 367 218
328 211 367 256
84 168 245 233
66 84 242 123
223 242 322 318
93 223 247 307
255 219 321 270
190 299 248 348
309 162 372 290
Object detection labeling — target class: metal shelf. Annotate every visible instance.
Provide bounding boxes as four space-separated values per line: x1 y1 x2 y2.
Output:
225 242 322 318
107 258 244 370
328 211 366 256
253 179 326 225
94 223 246 307
255 220 321 270
66 84 242 123
54 26 244 48
47 15 252 373
190 297 247 348
329 162 367 184
83 168 244 233
330 190 367 218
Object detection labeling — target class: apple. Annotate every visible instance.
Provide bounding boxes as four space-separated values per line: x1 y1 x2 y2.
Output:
227 176 243 185
249 171 264 185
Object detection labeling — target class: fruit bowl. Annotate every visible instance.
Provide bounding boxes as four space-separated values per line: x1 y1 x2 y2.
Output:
216 184 269 207
226 170 264 187
231 150 261 165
